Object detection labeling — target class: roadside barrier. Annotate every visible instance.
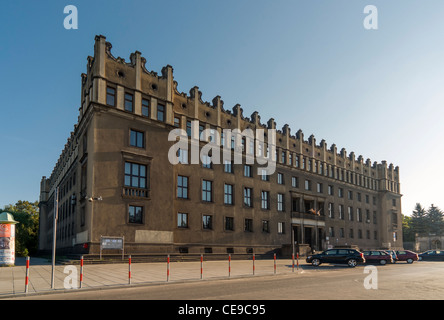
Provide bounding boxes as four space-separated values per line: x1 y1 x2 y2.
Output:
167 254 170 282
80 256 84 288
128 255 132 285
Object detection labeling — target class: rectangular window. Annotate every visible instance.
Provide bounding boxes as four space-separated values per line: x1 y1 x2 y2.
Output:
245 219 253 232
203 215 213 230
261 191 270 210
244 165 252 177
261 169 270 181
177 213 188 228
244 187 252 207
277 173 284 185
278 222 285 234
317 183 323 193
202 180 212 202
224 184 234 205
129 205 143 224
178 148 188 164
277 193 284 212
130 129 144 148
177 176 188 199
328 185 333 195
339 205 344 220
142 98 150 117
186 120 192 137
328 203 334 218
262 220 270 233
106 87 116 106
224 160 233 173
157 103 165 122
348 207 354 221
305 180 311 191
291 176 298 188
124 93 134 112
174 116 181 128
338 188 343 198
124 162 147 189
225 217 234 231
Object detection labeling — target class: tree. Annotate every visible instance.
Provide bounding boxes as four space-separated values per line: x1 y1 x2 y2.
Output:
425 204 444 236
1 200 39 256
411 203 428 235
402 214 415 242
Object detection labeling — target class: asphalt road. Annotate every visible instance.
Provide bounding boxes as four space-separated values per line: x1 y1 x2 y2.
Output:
8 261 444 301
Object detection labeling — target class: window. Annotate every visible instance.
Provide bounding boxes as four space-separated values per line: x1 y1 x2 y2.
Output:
174 116 181 128
348 207 354 221
329 227 335 237
106 87 116 106
339 205 344 220
129 205 143 224
348 190 353 200
317 183 323 193
202 180 212 202
224 160 233 173
261 169 270 181
245 219 253 232
291 176 298 188
278 222 285 234
277 173 284 185
202 154 212 169
281 151 286 164
328 185 333 195
305 180 311 191
177 176 188 199
244 165 252 177
130 129 144 148
186 120 192 137
203 215 213 230
338 188 343 198
124 93 134 112
178 148 188 164
261 191 270 210
328 203 334 218
277 193 284 212
262 220 270 233
244 187 252 207
124 162 147 189
225 217 234 231
157 103 165 122
357 208 363 222
142 98 150 117
224 184 234 205
177 213 188 228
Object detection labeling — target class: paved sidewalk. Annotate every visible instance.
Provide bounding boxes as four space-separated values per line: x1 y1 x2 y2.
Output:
0 256 305 298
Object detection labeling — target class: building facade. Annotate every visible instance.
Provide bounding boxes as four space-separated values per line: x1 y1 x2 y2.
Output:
38 35 403 256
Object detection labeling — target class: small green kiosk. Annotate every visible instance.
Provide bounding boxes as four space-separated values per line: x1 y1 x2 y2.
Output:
0 212 19 266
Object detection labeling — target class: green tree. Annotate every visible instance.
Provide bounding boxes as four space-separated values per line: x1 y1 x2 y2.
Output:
1 200 39 256
402 214 415 242
426 204 444 236
411 203 428 235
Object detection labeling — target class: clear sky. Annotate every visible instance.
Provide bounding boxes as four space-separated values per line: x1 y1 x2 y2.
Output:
1 0 444 215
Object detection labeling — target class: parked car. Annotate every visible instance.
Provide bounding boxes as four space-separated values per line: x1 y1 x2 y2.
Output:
418 250 444 261
395 250 418 264
363 250 393 265
306 248 365 267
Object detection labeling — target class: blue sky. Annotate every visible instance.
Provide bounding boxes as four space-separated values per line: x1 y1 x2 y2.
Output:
1 0 444 215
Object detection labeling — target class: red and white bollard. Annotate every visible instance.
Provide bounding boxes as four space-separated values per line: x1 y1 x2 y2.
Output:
252 253 255 275
292 253 295 272
200 254 203 280
128 255 132 285
274 253 276 274
24 257 30 293
167 254 170 282
297 253 299 270
80 256 84 288
228 254 231 277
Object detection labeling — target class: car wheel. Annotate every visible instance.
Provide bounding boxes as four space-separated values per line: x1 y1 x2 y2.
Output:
380 259 387 265
347 259 357 267
407 258 413 264
312 258 321 266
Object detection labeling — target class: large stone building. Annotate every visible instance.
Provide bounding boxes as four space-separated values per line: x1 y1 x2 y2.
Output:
38 35 403 257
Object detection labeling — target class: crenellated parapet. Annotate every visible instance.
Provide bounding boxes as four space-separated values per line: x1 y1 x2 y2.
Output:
69 35 401 194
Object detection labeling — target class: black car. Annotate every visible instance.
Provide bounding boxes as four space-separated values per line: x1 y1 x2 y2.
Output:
418 250 444 261
306 249 366 267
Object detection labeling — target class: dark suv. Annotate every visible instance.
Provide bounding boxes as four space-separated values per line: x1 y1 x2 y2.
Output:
306 249 365 267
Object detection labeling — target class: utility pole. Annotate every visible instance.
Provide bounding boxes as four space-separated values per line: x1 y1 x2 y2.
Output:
51 187 59 289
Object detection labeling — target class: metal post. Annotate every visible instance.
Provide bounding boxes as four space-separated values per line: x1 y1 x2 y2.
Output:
79 256 84 288
128 255 132 285
24 257 30 293
228 254 231 278
252 253 255 275
274 253 276 274
51 187 59 289
292 253 295 272
200 254 203 280
167 254 170 282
